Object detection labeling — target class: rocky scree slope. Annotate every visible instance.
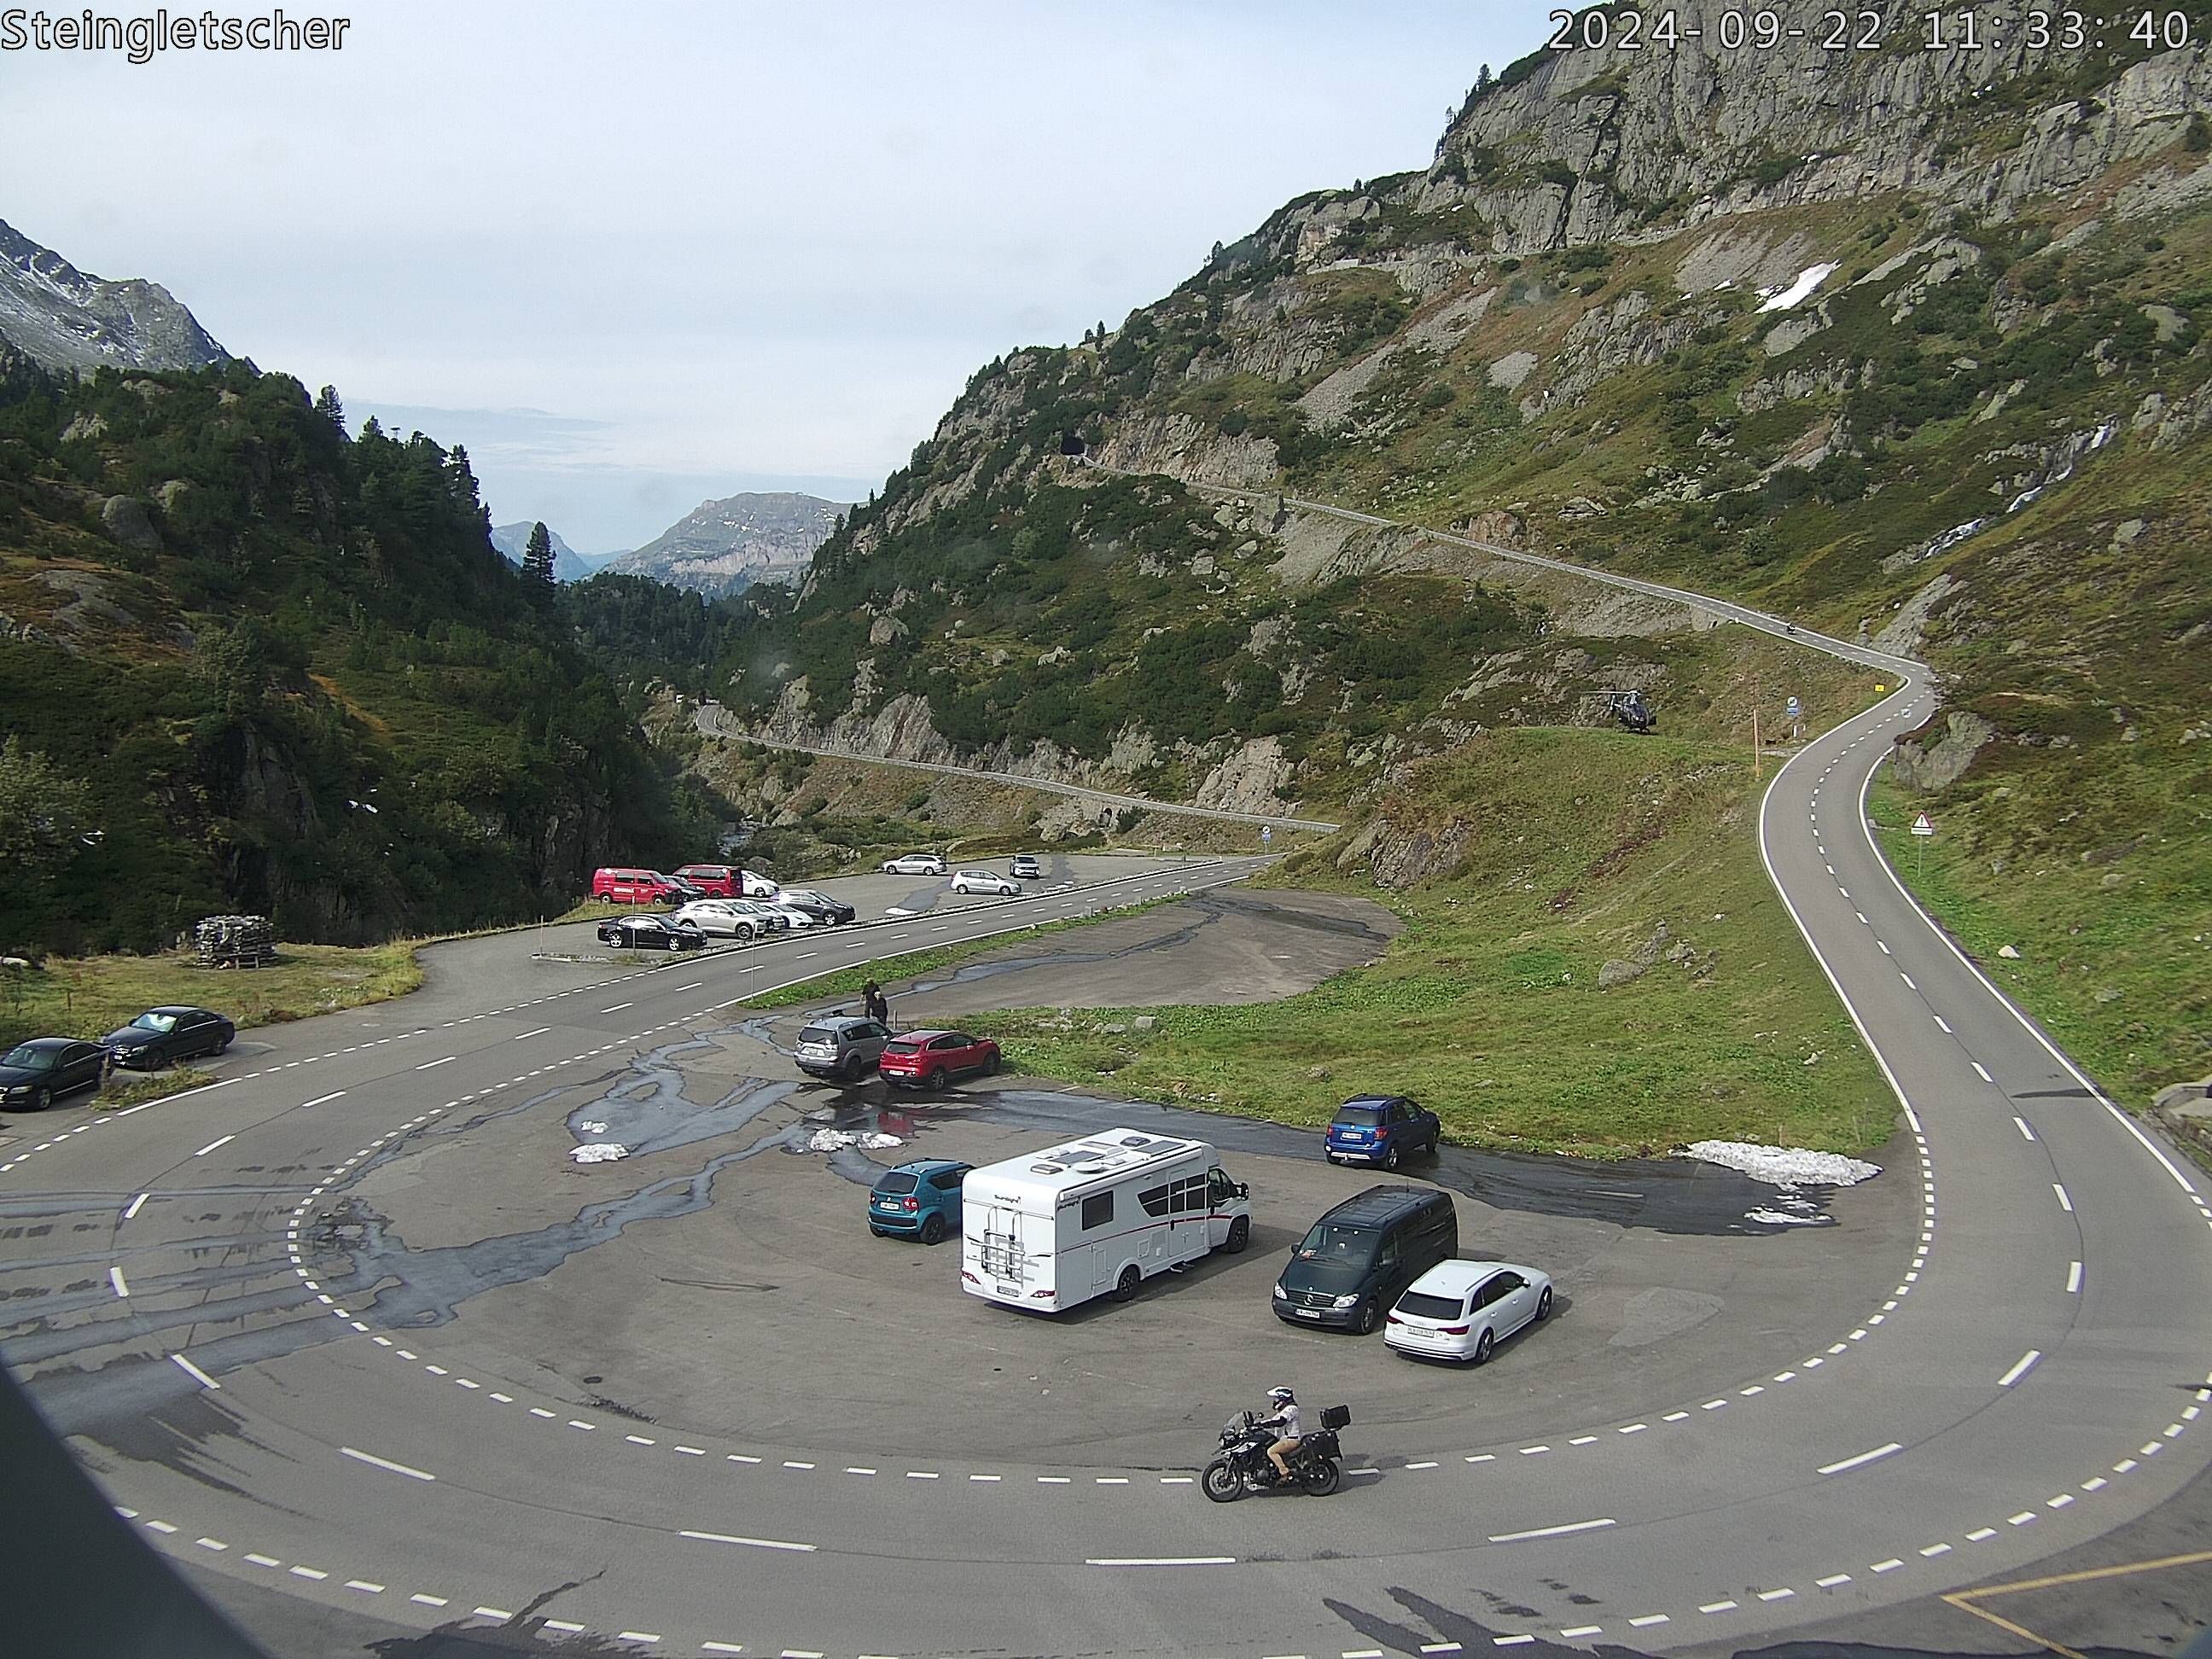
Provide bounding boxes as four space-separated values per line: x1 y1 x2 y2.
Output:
0 218 230 377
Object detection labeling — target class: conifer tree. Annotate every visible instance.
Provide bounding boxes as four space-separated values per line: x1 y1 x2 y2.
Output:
523 521 556 585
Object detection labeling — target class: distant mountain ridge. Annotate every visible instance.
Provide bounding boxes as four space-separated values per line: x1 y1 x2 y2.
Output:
603 491 847 595
489 521 611 584
0 218 230 375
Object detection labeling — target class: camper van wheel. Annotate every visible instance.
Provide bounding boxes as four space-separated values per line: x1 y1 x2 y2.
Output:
1112 1265 1142 1303
1353 1299 1378 1336
1223 1216 1249 1254
920 1213 947 1246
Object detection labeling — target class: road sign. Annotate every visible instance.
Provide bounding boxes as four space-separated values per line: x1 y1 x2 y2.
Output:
1785 696 1802 720
1911 812 1936 837
1261 825 1272 847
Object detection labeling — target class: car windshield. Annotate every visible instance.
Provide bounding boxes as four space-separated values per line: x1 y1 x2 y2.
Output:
3 1045 57 1069
1335 1105 1384 1126
1398 1290 1464 1319
873 1172 919 1195
131 1011 181 1033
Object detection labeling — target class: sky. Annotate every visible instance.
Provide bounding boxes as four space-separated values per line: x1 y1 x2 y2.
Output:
3 1 1554 551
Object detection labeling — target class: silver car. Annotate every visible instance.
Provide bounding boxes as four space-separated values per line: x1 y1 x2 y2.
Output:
793 1016 892 1082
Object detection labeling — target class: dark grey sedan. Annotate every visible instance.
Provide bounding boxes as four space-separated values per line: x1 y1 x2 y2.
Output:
0 1039 108 1111
100 1005 235 1069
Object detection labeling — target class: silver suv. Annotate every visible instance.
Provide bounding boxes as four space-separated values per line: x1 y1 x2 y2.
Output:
794 1016 892 1082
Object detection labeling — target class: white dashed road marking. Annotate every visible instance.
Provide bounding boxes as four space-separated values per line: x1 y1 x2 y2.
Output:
341 1447 436 1482
1998 1350 2042 1388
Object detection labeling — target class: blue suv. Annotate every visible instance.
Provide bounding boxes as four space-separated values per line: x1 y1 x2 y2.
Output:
868 1159 971 1244
1324 1095 1441 1170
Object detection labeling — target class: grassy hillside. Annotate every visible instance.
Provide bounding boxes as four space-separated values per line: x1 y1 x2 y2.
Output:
967 727 1895 1157
0 355 713 953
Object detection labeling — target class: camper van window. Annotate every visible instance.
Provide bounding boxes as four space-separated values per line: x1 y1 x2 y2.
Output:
1080 1192 1114 1230
1138 1185 1170 1219
1172 1175 1207 1214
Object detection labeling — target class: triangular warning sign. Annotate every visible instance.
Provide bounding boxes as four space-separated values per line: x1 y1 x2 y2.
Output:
1910 812 1935 835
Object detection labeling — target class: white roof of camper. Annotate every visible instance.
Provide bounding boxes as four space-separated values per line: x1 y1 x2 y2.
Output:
970 1128 1210 1200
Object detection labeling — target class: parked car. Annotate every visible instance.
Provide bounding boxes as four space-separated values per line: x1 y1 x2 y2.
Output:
590 867 689 905
1272 1185 1458 1335
879 1029 1000 1091
99 1006 235 1070
673 900 769 940
881 853 947 876
951 869 1020 896
597 914 707 951
1386 1260 1554 1365
0 1039 108 1111
778 888 858 925
793 1015 891 1081
727 898 801 931
869 1158 973 1244
1009 854 1042 880
1324 1094 1441 1169
674 864 779 898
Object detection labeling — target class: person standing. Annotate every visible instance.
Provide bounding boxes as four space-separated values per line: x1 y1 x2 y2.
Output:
863 980 890 1027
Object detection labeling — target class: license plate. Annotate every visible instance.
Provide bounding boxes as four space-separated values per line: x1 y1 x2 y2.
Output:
996 1283 1019 1298
1295 1310 1321 1320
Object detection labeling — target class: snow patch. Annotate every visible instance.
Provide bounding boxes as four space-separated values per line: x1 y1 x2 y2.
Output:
571 1143 629 1163
578 1121 608 1135
807 1128 903 1152
1757 262 1838 314
1685 1140 1880 1186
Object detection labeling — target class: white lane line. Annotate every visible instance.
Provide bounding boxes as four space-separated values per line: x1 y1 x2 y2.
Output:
1488 1517 1615 1544
1817 1441 1901 1476
1901 972 1916 989
2014 1115 2035 1141
1085 1556 1236 1567
192 1134 236 1158
415 1056 454 1071
301 1090 349 1109
1699 1598 1739 1613
123 1191 149 1220
1934 1014 1952 1033
171 1353 220 1389
514 1027 551 1041
1971 1061 1994 1083
109 1266 130 1297
794 952 818 960
1998 1349 2042 1388
341 1447 436 1481
672 981 703 992
601 1003 634 1014
2053 1182 2073 1212
679 1530 818 1552
2067 1260 2082 1293
1816 1573 1852 1587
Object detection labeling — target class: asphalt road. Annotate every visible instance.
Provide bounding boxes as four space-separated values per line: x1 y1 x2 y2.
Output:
4 698 2210 1654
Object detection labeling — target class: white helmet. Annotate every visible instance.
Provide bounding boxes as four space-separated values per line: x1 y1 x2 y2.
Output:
1267 1386 1295 1405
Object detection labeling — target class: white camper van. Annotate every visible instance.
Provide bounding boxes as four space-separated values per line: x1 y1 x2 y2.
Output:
961 1127 1252 1313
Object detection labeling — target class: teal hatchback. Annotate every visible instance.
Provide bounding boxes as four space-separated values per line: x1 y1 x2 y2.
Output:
868 1159 972 1244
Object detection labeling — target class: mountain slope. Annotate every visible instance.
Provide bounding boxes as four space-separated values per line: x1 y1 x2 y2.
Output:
676 2 2208 1098
490 519 607 583
602 491 846 594
0 351 710 952
0 218 230 376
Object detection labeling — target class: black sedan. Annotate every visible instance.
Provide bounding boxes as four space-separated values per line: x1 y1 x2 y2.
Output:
1 1039 109 1111
778 888 858 926
100 1005 236 1069
597 914 707 952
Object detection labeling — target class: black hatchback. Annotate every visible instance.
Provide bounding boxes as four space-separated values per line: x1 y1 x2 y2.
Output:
100 1005 236 1069
0 1039 109 1111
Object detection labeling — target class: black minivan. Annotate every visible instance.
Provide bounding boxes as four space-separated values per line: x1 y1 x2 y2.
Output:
1272 1185 1458 1335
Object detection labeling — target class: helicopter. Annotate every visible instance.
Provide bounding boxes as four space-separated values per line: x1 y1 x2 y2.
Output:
1586 689 1657 734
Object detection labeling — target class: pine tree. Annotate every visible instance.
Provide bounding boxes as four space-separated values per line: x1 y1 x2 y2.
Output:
523 521 556 585
314 384 346 435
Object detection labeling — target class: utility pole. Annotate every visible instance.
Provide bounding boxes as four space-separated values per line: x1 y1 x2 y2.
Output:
1751 677 1762 782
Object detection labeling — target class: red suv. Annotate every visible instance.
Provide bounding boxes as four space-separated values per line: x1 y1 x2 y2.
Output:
878 1029 1001 1091
591 867 685 904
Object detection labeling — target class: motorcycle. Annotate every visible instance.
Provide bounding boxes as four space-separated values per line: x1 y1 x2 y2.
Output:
1201 1405 1349 1501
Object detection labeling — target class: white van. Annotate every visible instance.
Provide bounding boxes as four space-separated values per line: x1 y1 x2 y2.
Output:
960 1128 1252 1313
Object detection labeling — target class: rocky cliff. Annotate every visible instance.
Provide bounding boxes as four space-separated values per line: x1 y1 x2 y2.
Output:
604 492 847 595
0 218 230 376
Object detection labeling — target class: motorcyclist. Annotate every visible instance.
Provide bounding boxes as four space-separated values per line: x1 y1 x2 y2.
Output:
1258 1385 1304 1482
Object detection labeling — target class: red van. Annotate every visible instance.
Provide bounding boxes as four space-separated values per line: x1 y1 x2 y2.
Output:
591 868 684 904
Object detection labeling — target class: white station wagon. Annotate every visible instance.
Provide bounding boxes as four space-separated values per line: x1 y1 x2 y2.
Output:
1384 1259 1554 1365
